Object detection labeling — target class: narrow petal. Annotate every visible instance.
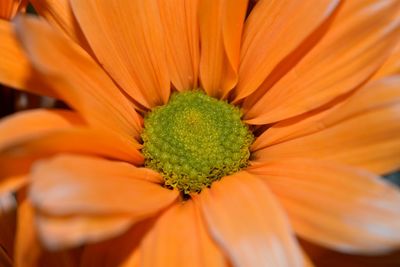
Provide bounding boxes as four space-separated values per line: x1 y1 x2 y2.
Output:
141 201 227 267
30 154 176 215
254 76 400 174
196 171 304 267
70 0 170 108
14 16 142 140
244 0 400 124
15 199 41 267
199 0 248 98
233 0 340 102
29 0 91 51
249 159 400 254
158 0 199 91
0 20 55 97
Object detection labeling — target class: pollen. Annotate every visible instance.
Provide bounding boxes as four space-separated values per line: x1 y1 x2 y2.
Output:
141 91 253 194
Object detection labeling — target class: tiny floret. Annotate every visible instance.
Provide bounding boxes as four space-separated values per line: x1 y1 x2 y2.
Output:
142 91 253 193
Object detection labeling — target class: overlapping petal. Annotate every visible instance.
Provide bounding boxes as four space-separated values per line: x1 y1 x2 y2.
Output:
14 16 143 140
0 109 83 179
233 0 341 102
249 159 400 254
199 0 248 98
70 0 170 109
196 171 304 267
253 76 400 174
141 201 227 267
244 0 400 124
29 155 178 249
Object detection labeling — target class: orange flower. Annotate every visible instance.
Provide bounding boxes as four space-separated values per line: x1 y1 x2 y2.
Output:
1 0 400 266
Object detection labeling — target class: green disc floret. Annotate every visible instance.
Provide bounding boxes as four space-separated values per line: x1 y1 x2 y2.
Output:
141 91 253 194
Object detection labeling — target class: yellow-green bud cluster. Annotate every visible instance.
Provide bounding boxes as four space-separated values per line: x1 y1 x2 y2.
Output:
141 91 253 193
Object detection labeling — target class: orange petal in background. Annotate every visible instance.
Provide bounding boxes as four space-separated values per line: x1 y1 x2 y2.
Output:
0 20 56 98
199 0 248 99
29 0 92 52
158 0 199 92
244 0 400 124
196 171 305 267
140 201 227 267
14 199 41 267
249 159 400 254
253 76 400 175
233 0 340 102
14 16 143 140
70 0 170 109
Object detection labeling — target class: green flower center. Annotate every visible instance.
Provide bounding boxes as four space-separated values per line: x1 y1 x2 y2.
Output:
141 91 253 194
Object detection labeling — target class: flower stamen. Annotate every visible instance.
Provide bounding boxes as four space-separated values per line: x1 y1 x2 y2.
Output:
142 91 253 193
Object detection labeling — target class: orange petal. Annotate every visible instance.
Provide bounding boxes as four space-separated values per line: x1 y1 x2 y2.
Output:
141 201 227 267
29 0 91 51
30 154 177 215
70 0 170 108
14 199 41 267
0 175 26 195
199 0 248 99
14 16 143 140
373 41 400 80
0 19 56 97
253 76 400 174
0 108 82 178
29 155 177 249
244 0 400 124
36 213 134 251
0 0 22 20
1 127 144 167
249 159 400 254
158 0 199 91
80 220 153 267
233 0 341 102
0 109 83 151
0 108 142 169
195 171 304 267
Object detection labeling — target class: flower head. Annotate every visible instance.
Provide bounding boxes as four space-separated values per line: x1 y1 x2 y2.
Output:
1 0 400 266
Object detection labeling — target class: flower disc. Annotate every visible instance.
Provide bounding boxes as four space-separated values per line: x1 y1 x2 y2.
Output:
141 91 253 193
